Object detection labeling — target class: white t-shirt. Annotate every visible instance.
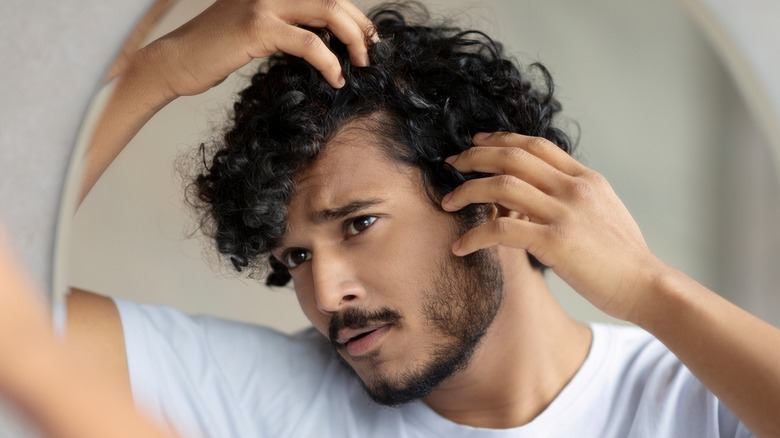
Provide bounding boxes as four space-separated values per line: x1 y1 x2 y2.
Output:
114 298 754 438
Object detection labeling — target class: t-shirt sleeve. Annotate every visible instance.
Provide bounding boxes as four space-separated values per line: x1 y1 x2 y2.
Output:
114 298 331 438
717 402 755 438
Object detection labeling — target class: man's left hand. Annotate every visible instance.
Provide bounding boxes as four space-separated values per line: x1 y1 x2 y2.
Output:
441 131 664 321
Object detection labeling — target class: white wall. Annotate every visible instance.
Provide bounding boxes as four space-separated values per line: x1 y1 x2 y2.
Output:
68 0 779 332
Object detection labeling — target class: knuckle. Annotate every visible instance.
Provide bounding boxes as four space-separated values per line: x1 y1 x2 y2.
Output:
494 217 516 235
541 223 560 245
503 147 527 163
527 137 550 153
585 169 608 186
459 147 476 161
318 0 341 14
495 131 515 141
495 174 520 192
567 177 595 200
301 32 324 50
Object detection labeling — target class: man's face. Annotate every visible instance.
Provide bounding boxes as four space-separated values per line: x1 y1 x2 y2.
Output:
274 124 504 405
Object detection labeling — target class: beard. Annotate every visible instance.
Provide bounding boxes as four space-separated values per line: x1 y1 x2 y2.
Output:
329 246 504 406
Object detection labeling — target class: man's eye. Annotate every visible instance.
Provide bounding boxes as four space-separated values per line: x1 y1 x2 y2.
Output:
346 216 377 237
284 249 312 268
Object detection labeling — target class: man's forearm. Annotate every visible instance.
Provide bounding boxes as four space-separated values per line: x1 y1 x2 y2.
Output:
78 45 176 206
631 265 780 437
0 229 175 438
5 340 177 438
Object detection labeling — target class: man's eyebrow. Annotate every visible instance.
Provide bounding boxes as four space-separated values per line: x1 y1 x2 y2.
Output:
309 198 385 224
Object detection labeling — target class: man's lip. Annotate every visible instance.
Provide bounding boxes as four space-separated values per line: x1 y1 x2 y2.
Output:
336 324 390 345
345 325 391 357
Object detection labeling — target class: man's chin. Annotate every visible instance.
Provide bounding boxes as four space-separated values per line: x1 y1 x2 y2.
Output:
363 378 435 406
335 345 472 407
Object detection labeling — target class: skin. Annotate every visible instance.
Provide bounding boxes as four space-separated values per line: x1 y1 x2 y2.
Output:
277 124 507 406
3 0 779 436
0 229 176 438
442 132 780 435
274 125 592 425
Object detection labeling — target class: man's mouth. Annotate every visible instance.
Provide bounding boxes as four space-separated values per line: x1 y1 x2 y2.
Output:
335 324 392 357
328 307 402 356
336 324 383 345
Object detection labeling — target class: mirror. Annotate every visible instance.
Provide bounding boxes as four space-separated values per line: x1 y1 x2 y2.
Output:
2 0 779 435
66 0 780 329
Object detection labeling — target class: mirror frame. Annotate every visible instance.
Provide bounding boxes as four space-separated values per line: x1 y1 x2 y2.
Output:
0 0 157 299
681 0 780 160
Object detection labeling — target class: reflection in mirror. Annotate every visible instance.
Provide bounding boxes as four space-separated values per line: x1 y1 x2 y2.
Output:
67 0 780 327
61 0 780 436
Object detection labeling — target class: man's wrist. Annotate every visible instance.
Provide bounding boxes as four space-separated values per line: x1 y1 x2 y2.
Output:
121 41 179 111
624 262 694 332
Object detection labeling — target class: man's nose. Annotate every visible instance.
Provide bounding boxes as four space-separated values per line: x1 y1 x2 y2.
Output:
310 253 365 315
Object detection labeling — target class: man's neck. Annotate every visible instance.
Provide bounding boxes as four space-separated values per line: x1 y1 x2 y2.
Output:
423 248 592 429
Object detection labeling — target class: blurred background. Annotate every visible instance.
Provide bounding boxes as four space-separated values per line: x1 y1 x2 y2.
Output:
68 0 780 333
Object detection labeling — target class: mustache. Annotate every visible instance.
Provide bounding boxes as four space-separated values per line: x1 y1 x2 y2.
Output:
328 307 402 349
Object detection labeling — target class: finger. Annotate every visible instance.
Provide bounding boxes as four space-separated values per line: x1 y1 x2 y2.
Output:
445 146 564 194
271 23 345 88
441 175 561 222
286 0 373 67
336 0 381 43
472 132 585 176
452 217 549 259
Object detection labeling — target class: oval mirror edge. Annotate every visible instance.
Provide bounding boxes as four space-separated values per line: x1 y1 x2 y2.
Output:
0 1 161 434
51 0 175 324
682 0 780 180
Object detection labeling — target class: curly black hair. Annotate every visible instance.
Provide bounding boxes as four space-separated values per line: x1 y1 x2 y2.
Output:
191 2 573 286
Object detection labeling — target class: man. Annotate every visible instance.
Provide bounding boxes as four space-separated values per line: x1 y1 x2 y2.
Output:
56 0 780 437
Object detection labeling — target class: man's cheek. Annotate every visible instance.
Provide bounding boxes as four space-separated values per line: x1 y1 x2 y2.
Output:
294 283 326 332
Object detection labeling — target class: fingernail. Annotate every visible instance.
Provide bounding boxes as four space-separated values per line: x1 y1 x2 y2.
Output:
474 132 492 140
337 73 346 88
444 155 457 164
370 31 380 44
441 192 452 205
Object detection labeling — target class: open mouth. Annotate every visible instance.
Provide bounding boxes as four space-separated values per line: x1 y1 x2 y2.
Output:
348 329 376 343
342 325 391 357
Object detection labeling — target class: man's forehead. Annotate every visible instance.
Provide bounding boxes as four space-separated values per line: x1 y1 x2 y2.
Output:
287 128 416 221
292 119 414 195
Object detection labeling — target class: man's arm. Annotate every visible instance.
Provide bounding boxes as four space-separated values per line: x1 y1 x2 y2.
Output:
442 131 780 437
0 229 176 438
79 0 378 205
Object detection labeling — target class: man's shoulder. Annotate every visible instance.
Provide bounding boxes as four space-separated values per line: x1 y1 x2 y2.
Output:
113 298 362 437
112 297 329 363
591 322 669 365
589 322 691 394
583 323 747 437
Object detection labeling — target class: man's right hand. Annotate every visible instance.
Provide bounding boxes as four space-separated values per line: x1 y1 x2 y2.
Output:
80 0 376 205
142 0 378 98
